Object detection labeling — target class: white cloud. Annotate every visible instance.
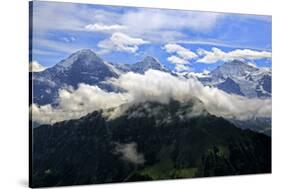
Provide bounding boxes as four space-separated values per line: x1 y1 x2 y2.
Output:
32 70 271 125
32 2 224 55
247 62 258 68
107 70 271 120
33 38 82 54
32 2 122 55
29 61 46 72
31 84 131 124
163 43 197 72
115 142 145 165
174 64 191 72
179 39 270 51
187 70 210 78
164 43 198 60
84 23 127 33
33 2 88 34
197 47 272 64
98 32 150 53
118 9 223 43
33 1 223 36
33 2 121 34
60 36 76 43
121 9 222 34
167 56 187 65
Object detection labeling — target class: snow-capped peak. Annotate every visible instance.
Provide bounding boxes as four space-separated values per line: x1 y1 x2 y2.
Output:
57 49 102 69
29 60 46 72
211 59 259 80
141 56 160 64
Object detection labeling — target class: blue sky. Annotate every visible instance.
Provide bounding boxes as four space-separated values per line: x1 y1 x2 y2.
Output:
30 1 272 73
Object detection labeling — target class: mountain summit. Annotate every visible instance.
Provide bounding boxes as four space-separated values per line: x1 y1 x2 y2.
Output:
32 49 118 105
200 60 272 98
56 49 103 69
141 56 161 65
211 60 259 80
31 50 169 105
127 56 167 74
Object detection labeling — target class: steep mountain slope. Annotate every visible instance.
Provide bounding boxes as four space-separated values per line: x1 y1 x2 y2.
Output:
256 74 271 97
31 100 271 187
198 60 271 98
211 60 259 81
229 118 271 136
194 60 272 135
127 56 168 74
217 77 244 96
32 49 120 105
114 56 168 74
31 51 170 105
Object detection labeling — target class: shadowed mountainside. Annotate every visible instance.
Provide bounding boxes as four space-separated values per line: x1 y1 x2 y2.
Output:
31 100 271 187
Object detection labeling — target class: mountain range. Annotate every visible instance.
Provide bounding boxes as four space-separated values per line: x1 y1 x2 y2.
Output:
30 49 272 134
31 50 271 106
31 49 169 105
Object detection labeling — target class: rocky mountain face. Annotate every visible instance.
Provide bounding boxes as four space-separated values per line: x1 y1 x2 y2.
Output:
32 49 118 105
211 60 259 81
30 50 272 135
126 56 168 74
31 49 271 106
31 50 169 105
31 100 271 187
217 77 244 96
199 60 272 98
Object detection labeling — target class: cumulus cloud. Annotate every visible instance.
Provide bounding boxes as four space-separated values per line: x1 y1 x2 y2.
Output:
29 61 46 72
164 43 198 61
32 70 271 125
31 84 131 124
167 56 186 65
187 70 210 78
197 47 272 64
115 142 145 165
98 32 150 53
163 43 197 72
174 64 191 72
107 70 271 120
84 23 127 33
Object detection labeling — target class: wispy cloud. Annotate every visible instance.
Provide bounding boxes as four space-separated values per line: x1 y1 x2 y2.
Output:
32 1 224 54
121 9 223 33
115 142 145 165
32 49 61 56
34 38 84 54
179 39 271 51
85 23 127 33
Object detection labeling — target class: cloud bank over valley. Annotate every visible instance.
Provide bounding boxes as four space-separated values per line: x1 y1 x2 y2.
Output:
32 70 271 125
